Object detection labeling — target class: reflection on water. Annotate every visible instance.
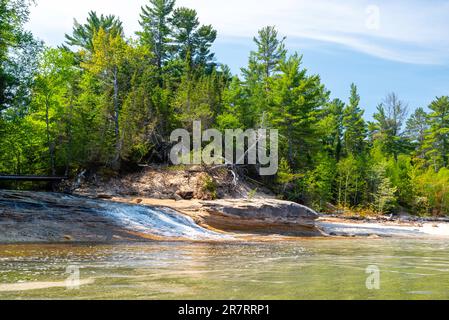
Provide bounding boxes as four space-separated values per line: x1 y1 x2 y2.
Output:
1 239 449 299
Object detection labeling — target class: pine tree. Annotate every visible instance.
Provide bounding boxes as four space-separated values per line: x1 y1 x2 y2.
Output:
252 26 286 79
170 7 217 71
372 93 409 161
343 84 367 155
241 26 286 108
137 0 175 84
216 76 247 130
405 107 428 159
423 96 449 169
1 0 40 112
269 53 328 169
65 11 124 52
320 98 344 161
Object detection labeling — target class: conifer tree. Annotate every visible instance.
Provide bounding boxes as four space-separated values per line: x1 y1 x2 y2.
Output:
343 84 367 155
424 96 449 169
65 11 124 52
137 0 175 84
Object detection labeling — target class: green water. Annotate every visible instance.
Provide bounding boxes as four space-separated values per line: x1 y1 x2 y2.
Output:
1 239 449 300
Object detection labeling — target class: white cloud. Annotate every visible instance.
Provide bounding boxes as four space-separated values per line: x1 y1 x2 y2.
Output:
26 0 449 64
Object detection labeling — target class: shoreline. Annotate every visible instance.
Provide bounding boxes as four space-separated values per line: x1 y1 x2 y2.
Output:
2 189 449 243
0 189 321 243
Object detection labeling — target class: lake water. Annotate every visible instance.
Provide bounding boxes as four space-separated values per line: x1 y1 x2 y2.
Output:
1 239 449 300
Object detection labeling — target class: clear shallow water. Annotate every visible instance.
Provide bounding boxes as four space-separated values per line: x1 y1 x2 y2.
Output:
1 239 449 300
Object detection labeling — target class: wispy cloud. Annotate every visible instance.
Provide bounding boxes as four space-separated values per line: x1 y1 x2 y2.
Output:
27 0 449 64
177 0 449 65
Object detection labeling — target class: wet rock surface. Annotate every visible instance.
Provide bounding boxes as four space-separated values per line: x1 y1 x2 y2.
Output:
0 190 225 243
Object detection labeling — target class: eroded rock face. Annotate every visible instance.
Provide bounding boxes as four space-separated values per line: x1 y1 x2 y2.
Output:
0 190 323 242
198 199 322 236
0 190 225 243
201 199 318 222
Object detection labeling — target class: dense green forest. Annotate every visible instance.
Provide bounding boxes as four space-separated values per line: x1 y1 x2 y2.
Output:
1 0 449 215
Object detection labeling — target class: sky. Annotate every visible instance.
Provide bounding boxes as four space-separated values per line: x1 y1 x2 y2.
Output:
25 0 449 119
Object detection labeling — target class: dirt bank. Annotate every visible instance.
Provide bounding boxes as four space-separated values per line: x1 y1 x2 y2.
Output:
69 165 274 201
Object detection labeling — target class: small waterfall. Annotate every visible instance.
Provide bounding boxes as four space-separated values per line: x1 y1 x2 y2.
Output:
0 190 231 241
96 201 229 240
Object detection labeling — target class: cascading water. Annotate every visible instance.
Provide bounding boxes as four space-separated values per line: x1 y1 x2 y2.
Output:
0 190 230 242
95 201 228 240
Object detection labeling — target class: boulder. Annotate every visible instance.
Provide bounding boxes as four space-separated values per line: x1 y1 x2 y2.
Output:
176 190 194 200
198 199 322 236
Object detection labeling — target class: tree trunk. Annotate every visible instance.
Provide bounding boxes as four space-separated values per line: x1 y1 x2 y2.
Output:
344 171 350 208
46 96 55 176
112 66 121 169
65 95 74 176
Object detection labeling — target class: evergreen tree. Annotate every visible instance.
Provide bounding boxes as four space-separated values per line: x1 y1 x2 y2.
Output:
405 107 428 159
170 7 217 71
65 11 124 52
269 53 328 169
252 26 286 79
216 76 248 130
320 98 344 161
343 84 366 155
137 0 175 84
423 96 449 169
372 93 409 161
0 0 40 112
241 26 286 121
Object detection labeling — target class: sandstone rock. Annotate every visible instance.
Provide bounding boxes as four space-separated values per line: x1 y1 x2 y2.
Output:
200 199 318 224
198 199 322 236
0 190 324 242
176 190 194 200
0 190 223 243
173 193 183 201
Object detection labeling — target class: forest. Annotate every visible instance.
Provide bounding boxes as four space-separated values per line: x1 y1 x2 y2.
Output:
1 0 449 216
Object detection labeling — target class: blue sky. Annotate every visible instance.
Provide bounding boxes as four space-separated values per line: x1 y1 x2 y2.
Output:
26 0 449 119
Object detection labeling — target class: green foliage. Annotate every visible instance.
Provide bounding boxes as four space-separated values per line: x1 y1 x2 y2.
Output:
248 188 258 200
65 11 124 52
412 167 449 216
336 154 365 208
343 84 366 155
170 7 217 70
251 26 286 79
1 0 41 111
370 161 397 214
405 107 428 159
371 93 410 161
319 99 344 161
201 175 218 200
275 158 303 199
1 0 449 216
305 153 336 210
423 96 449 170
268 53 328 169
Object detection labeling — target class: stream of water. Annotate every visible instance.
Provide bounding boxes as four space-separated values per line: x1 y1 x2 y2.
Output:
1 239 449 299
